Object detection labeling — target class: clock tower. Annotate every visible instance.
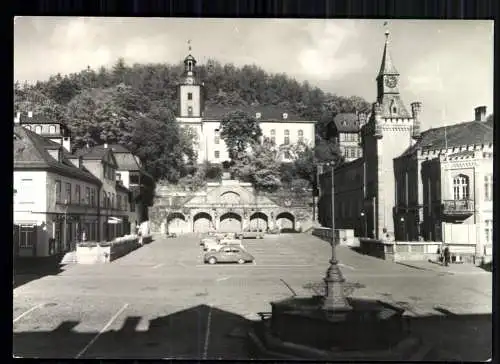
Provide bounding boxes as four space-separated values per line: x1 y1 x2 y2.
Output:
375 29 410 119
178 43 204 118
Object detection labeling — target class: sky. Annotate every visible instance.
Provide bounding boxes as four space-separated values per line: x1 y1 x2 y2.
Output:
14 17 493 130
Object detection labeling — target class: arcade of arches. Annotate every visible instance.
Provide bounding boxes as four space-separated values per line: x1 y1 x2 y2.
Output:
150 180 314 235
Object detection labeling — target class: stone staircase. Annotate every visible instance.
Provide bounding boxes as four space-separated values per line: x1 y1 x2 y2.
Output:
60 251 78 265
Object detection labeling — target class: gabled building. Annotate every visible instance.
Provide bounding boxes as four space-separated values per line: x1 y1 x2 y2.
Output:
14 124 101 257
86 144 155 224
74 144 134 240
330 112 368 162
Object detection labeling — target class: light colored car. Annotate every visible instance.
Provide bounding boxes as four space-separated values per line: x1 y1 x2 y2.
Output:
204 239 244 252
204 246 255 264
238 230 264 239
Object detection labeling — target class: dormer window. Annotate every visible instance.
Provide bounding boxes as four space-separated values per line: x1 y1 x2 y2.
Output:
392 107 397 113
282 113 288 119
256 112 261 119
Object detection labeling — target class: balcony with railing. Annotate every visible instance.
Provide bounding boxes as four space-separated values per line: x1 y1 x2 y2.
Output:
442 199 474 217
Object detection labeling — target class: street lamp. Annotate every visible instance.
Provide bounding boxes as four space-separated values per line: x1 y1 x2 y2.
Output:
321 161 351 312
360 211 367 238
400 216 405 241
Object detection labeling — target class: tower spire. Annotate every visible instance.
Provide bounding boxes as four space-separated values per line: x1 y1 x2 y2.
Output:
188 39 192 53
378 22 398 77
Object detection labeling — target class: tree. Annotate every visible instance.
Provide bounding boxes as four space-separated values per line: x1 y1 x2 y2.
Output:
486 113 493 124
231 139 282 192
219 110 262 160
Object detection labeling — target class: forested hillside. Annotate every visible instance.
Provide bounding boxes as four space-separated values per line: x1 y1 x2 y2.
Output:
14 58 371 184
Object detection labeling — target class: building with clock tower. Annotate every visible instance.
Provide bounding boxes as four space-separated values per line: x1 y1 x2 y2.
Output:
318 27 420 241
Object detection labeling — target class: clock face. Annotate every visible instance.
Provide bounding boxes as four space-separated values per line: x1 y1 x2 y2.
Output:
385 76 397 88
186 78 194 85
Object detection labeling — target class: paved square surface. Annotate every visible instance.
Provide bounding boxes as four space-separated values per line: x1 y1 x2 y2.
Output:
13 233 492 360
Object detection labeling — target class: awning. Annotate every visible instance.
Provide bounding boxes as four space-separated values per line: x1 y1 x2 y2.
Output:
107 217 123 224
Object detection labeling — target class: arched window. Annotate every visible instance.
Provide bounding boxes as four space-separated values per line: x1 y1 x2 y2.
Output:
49 125 56 134
298 129 304 143
24 125 31 131
34 125 42 134
284 129 290 145
453 174 469 200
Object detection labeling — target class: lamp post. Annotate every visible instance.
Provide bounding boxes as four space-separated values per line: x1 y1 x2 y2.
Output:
322 161 351 312
360 211 367 237
63 199 69 252
400 216 405 241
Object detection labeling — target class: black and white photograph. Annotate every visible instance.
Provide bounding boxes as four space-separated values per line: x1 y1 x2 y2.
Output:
13 17 493 360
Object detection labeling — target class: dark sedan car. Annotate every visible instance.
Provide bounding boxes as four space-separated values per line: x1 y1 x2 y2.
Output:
203 246 255 265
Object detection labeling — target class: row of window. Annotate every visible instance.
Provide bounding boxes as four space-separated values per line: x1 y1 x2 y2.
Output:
343 147 362 159
339 133 359 142
23 124 58 134
213 129 304 146
55 181 129 211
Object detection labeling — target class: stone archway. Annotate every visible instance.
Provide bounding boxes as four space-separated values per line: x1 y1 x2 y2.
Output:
193 212 213 233
219 212 242 233
167 212 188 235
276 211 295 232
249 212 268 232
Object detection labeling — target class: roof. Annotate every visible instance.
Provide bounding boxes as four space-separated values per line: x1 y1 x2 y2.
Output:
114 153 141 171
399 121 493 158
19 114 67 126
13 126 102 185
202 105 312 122
116 182 129 193
73 145 117 163
333 113 361 132
378 33 399 76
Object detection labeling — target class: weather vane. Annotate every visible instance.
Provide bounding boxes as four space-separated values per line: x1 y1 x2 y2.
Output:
383 21 390 37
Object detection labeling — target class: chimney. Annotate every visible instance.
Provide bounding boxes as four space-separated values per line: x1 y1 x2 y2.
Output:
104 143 108 149
411 101 422 139
28 111 33 118
474 106 487 121
62 137 71 153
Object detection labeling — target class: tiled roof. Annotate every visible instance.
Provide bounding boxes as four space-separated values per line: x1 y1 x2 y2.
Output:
74 145 116 161
202 105 310 122
114 153 141 171
333 113 361 132
19 114 67 126
399 121 493 157
14 126 101 185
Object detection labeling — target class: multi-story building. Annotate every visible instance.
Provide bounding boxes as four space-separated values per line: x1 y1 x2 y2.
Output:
14 112 149 257
14 124 102 257
105 144 155 224
330 112 367 162
318 28 493 264
74 144 134 241
175 53 316 164
394 107 493 262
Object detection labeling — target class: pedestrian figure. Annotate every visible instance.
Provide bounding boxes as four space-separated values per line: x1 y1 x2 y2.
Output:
443 246 450 267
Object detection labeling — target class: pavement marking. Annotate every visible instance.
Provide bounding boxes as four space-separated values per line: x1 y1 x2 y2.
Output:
13 303 44 323
216 276 230 282
151 263 164 269
203 306 212 360
75 303 129 359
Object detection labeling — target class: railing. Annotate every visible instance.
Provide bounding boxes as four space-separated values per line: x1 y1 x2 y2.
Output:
442 199 474 215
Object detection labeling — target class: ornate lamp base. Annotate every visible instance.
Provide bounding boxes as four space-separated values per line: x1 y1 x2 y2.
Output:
322 259 352 312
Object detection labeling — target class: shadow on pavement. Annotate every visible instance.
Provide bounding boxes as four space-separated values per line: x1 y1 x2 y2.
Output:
13 255 65 289
12 302 491 361
13 304 252 359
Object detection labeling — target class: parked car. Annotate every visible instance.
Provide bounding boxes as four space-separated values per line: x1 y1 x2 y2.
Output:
204 246 255 264
238 230 264 239
166 233 177 238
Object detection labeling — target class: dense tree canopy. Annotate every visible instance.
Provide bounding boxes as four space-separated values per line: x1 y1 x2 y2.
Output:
219 110 262 160
14 58 369 184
